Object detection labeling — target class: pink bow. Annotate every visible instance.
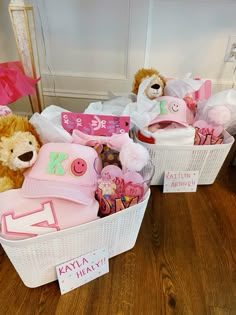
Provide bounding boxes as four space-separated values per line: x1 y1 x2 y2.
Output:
72 130 132 151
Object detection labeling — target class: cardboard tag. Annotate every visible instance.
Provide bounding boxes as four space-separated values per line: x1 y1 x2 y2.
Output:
61 112 130 136
56 248 109 294
163 170 199 193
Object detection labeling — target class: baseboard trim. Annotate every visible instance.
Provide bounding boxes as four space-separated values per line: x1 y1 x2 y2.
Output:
43 88 109 100
42 80 234 100
211 80 234 91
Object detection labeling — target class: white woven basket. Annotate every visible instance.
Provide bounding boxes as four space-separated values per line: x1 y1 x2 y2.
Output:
0 189 150 288
134 132 235 185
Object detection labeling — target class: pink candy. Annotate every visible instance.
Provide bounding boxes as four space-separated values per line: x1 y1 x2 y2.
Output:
96 165 146 217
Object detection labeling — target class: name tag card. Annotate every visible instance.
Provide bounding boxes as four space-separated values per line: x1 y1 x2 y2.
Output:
56 248 109 294
163 170 199 193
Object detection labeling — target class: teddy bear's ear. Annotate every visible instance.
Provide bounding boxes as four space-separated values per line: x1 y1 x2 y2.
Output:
0 114 42 147
132 68 160 95
27 122 43 146
152 74 166 88
158 73 167 87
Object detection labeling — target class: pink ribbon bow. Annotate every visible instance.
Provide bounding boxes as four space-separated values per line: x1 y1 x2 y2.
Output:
72 129 132 151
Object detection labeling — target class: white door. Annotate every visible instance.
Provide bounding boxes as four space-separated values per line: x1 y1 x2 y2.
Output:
34 0 150 101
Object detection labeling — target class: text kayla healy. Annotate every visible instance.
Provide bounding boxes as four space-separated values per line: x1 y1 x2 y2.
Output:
58 256 107 279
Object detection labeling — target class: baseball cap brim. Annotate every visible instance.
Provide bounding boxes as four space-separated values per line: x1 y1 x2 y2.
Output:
148 118 189 128
22 175 96 205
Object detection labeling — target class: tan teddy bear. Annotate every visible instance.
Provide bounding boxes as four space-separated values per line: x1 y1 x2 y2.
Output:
0 114 43 192
132 68 166 98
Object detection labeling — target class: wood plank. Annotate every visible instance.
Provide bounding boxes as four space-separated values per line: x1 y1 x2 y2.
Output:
0 157 235 314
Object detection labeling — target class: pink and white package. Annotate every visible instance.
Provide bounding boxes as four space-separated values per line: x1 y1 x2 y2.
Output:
61 112 130 136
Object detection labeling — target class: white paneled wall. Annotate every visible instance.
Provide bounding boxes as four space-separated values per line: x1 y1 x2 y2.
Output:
0 1 18 62
0 0 236 114
146 0 236 90
34 0 150 104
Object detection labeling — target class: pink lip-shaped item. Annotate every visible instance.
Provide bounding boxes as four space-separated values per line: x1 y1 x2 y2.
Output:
122 171 144 184
100 165 123 180
100 165 144 184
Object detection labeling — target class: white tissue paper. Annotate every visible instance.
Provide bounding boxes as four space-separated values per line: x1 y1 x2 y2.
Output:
122 76 162 129
197 89 236 135
164 75 205 99
30 105 72 143
84 93 135 116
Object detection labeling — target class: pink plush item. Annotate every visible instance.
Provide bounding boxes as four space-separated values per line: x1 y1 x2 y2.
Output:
207 105 231 126
119 141 149 172
0 61 40 105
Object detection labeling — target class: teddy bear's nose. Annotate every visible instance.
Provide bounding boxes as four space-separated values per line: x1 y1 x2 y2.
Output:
18 151 33 162
151 84 160 90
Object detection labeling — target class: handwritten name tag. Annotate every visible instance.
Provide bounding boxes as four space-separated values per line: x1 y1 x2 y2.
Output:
163 170 199 193
56 248 109 294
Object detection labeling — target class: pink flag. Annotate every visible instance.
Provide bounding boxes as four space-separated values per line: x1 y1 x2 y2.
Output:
0 61 40 105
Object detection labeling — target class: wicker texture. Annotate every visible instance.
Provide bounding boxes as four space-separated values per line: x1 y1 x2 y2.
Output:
0 190 150 288
134 132 234 185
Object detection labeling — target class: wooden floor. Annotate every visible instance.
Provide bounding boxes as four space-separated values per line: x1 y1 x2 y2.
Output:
0 145 236 315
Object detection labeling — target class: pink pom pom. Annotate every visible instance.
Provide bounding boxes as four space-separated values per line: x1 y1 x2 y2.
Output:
207 105 231 126
119 141 149 171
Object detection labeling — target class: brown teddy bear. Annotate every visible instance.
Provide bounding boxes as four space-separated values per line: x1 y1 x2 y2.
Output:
132 68 166 99
0 114 43 192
